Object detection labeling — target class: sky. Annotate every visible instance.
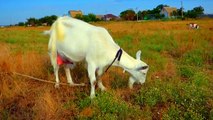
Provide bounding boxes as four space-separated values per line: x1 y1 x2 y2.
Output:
0 0 213 25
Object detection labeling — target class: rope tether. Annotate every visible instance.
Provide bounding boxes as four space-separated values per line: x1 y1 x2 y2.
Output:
12 72 85 87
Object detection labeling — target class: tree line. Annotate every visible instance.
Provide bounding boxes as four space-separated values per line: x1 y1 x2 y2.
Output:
17 4 204 26
120 4 204 20
17 14 100 26
18 15 57 26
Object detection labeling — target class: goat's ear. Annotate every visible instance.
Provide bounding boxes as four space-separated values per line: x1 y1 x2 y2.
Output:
136 50 141 60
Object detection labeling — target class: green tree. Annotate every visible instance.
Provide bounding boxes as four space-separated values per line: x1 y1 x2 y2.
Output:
39 15 57 25
26 17 37 26
120 9 136 20
75 14 83 20
186 6 204 18
172 11 178 17
137 11 143 20
18 22 25 26
193 6 204 15
75 13 99 22
141 10 148 20
88 13 98 22
140 4 168 20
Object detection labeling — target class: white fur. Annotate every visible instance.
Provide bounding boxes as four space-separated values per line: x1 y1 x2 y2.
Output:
189 23 199 29
47 16 149 98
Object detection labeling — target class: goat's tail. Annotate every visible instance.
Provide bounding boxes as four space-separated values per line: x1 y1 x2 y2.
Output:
48 17 65 67
48 22 57 67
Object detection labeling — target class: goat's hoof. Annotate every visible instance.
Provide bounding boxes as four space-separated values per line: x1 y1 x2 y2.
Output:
68 82 75 86
100 87 106 91
129 85 133 89
90 94 96 99
55 83 60 88
79 83 86 87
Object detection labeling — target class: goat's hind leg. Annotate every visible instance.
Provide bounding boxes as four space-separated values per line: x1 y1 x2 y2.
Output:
64 64 85 86
54 64 60 88
64 65 74 86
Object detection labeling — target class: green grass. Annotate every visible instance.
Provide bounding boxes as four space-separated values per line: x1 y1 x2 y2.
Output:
0 28 48 53
76 92 141 119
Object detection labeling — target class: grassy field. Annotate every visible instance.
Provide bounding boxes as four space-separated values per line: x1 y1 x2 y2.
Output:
0 19 213 119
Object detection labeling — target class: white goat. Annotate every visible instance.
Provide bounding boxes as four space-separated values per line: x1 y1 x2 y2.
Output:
47 16 149 98
188 23 199 29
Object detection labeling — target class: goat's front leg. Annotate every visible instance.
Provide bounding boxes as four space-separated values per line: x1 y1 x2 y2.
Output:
129 76 135 89
97 68 106 91
87 63 97 99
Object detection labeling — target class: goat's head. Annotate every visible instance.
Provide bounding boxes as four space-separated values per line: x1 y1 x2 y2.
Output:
127 50 149 89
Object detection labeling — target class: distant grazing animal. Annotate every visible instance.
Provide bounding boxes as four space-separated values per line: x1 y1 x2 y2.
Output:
46 16 149 98
188 23 199 29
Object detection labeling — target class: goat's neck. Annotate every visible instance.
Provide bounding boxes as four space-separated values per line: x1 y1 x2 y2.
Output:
113 51 137 70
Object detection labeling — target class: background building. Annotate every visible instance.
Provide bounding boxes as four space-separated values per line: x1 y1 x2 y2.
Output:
68 10 83 18
160 7 177 18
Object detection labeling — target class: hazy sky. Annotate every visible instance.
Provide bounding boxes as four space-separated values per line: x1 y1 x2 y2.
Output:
0 0 213 25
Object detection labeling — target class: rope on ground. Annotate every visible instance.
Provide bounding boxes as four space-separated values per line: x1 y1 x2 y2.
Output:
12 72 85 87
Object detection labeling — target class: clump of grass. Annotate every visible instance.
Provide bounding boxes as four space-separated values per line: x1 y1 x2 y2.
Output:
182 49 204 67
33 90 59 119
77 96 91 110
134 80 174 107
135 73 212 119
116 35 133 51
5 38 17 44
145 52 167 73
95 92 129 114
163 82 210 119
77 92 141 119
111 73 128 89
178 65 195 79
163 104 182 119
190 72 209 87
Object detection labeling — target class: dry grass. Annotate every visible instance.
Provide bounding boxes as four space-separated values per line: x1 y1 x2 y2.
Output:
0 19 213 119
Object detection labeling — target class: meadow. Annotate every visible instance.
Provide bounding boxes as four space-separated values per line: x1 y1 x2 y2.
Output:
0 19 213 119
